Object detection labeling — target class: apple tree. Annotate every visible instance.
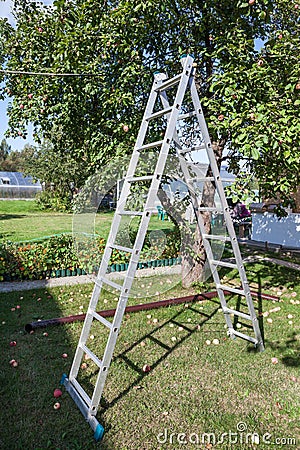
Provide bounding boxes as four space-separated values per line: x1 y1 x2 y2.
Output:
1 0 300 285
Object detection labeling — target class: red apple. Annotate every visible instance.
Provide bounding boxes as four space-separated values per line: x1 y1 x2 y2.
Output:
248 0 255 4
278 34 283 39
218 114 224 121
28 93 33 99
38 27 43 33
20 104 24 109
257 59 264 66
61 353 68 358
295 83 300 90
9 341 17 347
142 364 151 373
123 124 129 132
53 389 62 398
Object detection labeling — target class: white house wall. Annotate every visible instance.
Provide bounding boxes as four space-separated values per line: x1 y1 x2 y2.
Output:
251 212 300 248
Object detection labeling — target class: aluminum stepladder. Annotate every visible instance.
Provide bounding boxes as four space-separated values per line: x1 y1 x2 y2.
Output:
61 54 264 441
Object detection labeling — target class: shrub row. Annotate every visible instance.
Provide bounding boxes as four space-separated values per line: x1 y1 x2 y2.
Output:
0 230 181 281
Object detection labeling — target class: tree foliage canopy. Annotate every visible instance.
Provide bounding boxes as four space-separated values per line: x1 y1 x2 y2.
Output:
0 0 300 205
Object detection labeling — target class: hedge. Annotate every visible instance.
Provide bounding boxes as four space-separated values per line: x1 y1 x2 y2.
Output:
0 230 181 282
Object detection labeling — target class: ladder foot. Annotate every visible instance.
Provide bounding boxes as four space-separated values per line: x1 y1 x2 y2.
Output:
60 373 68 385
94 423 105 442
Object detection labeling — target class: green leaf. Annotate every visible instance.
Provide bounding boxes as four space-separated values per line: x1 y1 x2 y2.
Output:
251 147 260 160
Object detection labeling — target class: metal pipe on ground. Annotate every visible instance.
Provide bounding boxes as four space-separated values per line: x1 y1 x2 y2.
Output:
24 290 279 333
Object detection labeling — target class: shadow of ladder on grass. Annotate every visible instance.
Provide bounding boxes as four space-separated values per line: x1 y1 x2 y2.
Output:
60 54 264 441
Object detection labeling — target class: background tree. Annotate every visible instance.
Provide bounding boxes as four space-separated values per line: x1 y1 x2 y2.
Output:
23 140 88 211
0 139 34 171
0 138 11 167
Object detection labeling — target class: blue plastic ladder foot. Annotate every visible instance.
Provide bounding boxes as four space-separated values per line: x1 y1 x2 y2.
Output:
60 373 104 441
60 373 68 385
94 423 105 442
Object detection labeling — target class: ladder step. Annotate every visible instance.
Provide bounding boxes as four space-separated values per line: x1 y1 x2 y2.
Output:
210 259 238 269
110 244 134 253
97 277 123 291
223 307 252 321
178 111 196 120
81 344 103 368
187 176 215 182
126 175 153 182
92 310 113 329
203 233 231 242
136 140 164 151
118 210 144 216
180 144 206 154
198 207 223 212
217 284 245 296
155 73 182 91
230 329 258 345
146 106 173 121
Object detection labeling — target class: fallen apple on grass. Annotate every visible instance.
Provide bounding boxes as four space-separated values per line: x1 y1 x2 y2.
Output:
53 402 61 410
142 364 151 373
9 359 18 367
9 341 17 347
53 389 62 398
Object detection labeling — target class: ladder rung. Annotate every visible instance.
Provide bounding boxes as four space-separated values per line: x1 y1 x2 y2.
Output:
118 210 144 216
178 111 196 120
230 329 258 345
188 176 215 182
210 259 238 269
126 175 153 182
203 233 231 242
98 277 123 291
110 244 134 253
217 284 245 296
81 344 103 368
223 307 252 321
70 378 92 408
155 74 182 91
92 310 113 329
198 207 223 212
180 144 206 154
146 107 173 121
136 140 164 151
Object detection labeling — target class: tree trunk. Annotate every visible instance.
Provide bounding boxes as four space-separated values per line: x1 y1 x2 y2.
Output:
159 140 226 289
292 186 300 213
181 140 225 288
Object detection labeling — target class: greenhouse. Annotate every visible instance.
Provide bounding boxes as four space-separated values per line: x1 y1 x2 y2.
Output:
0 171 42 199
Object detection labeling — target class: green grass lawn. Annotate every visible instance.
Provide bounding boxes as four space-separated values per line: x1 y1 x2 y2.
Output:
0 200 174 243
0 261 299 449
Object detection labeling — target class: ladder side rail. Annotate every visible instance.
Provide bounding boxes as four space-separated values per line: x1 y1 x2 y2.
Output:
157 85 236 336
68 78 162 383
177 149 236 335
89 58 196 413
189 74 264 350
